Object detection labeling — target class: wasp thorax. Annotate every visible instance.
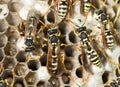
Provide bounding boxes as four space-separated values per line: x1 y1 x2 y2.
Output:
49 35 59 44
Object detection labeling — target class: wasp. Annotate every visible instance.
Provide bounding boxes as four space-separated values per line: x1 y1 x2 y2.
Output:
80 0 98 16
95 9 120 49
17 9 46 52
47 27 65 76
24 16 39 52
0 78 9 87
48 0 75 23
72 0 98 16
74 26 103 68
57 0 71 21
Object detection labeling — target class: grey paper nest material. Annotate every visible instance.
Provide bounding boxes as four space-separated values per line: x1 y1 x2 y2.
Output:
0 0 120 87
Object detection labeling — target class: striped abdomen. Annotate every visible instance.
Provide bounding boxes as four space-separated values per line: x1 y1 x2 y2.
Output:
51 46 58 74
84 3 91 14
47 44 59 76
104 28 114 49
58 0 68 20
85 41 102 67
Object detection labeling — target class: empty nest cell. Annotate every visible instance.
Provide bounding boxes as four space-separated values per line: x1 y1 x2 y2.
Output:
27 59 41 71
16 51 27 62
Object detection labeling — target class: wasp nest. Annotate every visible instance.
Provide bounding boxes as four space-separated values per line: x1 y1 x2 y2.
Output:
0 0 120 87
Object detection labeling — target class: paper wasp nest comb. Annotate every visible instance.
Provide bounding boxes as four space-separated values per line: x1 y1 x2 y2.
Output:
0 0 120 87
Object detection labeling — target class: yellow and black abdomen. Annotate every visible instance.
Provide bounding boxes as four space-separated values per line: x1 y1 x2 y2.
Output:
58 0 68 20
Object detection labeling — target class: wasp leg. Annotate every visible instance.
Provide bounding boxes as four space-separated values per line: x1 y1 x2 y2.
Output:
114 6 120 24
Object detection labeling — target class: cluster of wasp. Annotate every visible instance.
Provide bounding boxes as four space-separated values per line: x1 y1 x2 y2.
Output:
0 0 120 87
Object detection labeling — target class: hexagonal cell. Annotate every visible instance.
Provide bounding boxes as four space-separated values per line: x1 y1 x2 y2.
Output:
0 35 8 48
16 51 27 62
75 67 83 78
68 31 79 43
13 77 27 87
0 48 5 62
3 57 17 70
48 76 60 87
25 71 39 85
6 28 20 43
8 1 24 12
64 46 76 57
0 19 8 35
58 22 68 35
27 59 41 71
61 73 70 84
39 54 47 66
1 69 14 86
47 10 55 23
4 43 18 57
6 12 21 26
64 59 73 70
14 63 29 77
102 71 110 84
37 80 45 87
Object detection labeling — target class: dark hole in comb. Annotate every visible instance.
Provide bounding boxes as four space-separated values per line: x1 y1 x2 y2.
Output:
76 67 83 78
27 60 40 71
102 71 109 84
47 10 55 23
69 31 78 43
